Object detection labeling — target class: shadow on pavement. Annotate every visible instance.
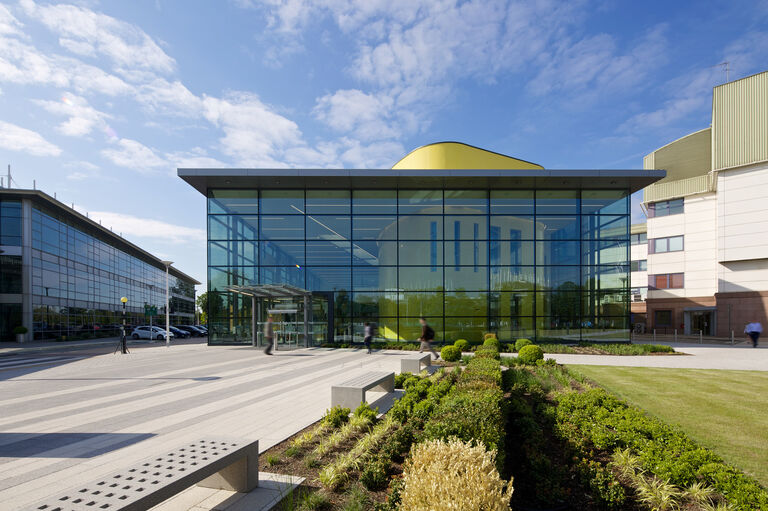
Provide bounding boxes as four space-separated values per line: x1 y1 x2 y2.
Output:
0 432 155 458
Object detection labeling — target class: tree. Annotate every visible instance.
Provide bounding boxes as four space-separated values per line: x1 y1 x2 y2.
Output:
197 292 208 324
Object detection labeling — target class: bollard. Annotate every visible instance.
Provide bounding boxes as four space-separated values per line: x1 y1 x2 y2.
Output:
699 330 703 344
731 330 735 345
653 329 656 342
674 329 677 342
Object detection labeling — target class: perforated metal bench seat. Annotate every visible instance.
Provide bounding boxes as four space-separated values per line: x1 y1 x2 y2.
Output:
331 371 394 409
400 353 431 374
25 438 258 511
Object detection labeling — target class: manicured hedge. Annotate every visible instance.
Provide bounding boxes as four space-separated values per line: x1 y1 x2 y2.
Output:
555 387 768 510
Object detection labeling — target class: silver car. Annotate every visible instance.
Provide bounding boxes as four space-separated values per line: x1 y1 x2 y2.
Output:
131 326 175 340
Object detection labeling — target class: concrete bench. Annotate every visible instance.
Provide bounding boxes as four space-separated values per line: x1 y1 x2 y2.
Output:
400 353 431 374
26 438 258 511
331 371 394 409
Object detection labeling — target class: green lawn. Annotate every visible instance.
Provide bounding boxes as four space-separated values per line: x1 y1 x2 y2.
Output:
570 365 768 488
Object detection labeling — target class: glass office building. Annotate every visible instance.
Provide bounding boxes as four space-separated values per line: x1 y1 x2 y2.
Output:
181 142 664 345
0 189 200 342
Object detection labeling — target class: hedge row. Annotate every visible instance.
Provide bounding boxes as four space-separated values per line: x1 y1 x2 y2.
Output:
555 386 768 510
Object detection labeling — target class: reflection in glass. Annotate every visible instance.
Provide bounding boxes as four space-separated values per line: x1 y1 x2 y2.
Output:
582 215 628 240
445 291 487 316
446 241 487 267
209 241 257 266
352 216 397 240
399 241 443 266
494 316 534 340
397 216 443 240
352 266 397 290
583 291 627 316
208 215 258 240
208 190 259 214
444 266 487 291
490 266 535 290
398 190 442 214
536 216 580 240
582 240 628 265
306 215 351 240
306 190 350 214
352 292 398 317
260 190 304 214
261 266 304 287
259 215 304 240
582 190 628 215
537 240 580 265
444 190 488 214
444 317 487 343
352 190 397 214
306 267 351 291
536 190 579 215
260 240 305 266
536 266 580 291
399 317 443 342
490 191 534 215
444 216 487 239
490 216 535 240
583 265 629 290
305 241 351 266
352 241 397 266
399 292 444 316
490 292 534 316
399 266 444 291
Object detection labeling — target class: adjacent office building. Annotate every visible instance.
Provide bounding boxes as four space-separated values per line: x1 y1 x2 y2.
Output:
180 142 663 345
637 70 768 337
0 188 199 342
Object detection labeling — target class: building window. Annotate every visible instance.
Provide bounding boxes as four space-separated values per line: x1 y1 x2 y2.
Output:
630 260 647 272
649 273 684 289
630 232 647 245
430 221 438 272
0 200 22 246
0 255 22 293
654 309 672 326
630 287 647 302
649 235 683 254
648 198 684 218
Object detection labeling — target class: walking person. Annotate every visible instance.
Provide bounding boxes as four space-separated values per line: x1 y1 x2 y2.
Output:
363 322 373 354
418 317 440 360
263 316 275 355
744 320 763 348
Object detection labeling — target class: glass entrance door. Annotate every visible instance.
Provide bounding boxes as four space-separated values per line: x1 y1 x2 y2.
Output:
691 310 713 336
311 292 334 345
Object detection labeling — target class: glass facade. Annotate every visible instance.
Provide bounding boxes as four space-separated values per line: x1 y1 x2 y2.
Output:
29 204 196 340
207 188 630 344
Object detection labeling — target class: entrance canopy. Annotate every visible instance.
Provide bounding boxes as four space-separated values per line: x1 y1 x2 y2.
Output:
226 284 311 299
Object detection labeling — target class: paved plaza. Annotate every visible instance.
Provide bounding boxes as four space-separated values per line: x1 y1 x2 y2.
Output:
1 342 767 510
0 344 403 510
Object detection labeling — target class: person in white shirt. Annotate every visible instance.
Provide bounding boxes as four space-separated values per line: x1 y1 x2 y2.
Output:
744 320 763 348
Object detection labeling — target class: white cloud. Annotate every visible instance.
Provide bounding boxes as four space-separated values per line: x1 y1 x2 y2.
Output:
101 138 167 171
33 92 111 137
136 78 204 117
20 0 176 75
202 92 304 166
313 89 398 140
0 36 134 95
0 4 22 35
167 148 228 168
0 120 61 156
87 210 206 243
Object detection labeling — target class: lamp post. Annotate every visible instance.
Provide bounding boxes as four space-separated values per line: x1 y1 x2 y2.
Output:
161 261 173 348
120 296 128 354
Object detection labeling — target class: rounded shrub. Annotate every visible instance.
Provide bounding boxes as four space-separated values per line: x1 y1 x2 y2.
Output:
13 325 28 335
322 405 350 428
441 345 461 362
353 402 378 422
483 337 501 351
515 338 532 352
453 339 469 353
518 344 544 365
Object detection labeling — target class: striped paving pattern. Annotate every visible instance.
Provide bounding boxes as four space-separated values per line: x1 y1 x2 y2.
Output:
0 345 403 510
0 355 86 372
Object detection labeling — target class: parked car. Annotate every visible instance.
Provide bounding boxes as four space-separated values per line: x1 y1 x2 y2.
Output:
175 325 202 337
195 325 208 334
131 326 175 340
190 325 208 335
168 326 190 339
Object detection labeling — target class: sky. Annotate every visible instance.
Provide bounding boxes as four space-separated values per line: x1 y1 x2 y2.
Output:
1 0 767 293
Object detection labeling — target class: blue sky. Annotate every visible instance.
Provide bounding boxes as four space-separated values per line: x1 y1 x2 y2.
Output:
1 0 767 291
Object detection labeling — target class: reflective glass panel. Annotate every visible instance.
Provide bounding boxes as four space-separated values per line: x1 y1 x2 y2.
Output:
208 190 259 214
536 266 580 291
398 266 443 291
581 190 628 215
306 241 352 266
444 317 487 344
536 216 580 240
582 240 628 266
445 291 487 316
582 265 629 290
306 215 351 240
493 316 534 340
398 190 442 214
490 291 534 317
260 190 304 214
581 215 628 240
397 216 443 240
352 216 397 240
444 266 487 291
490 191 534 215
259 240 305 266
399 317 443 342
399 292 444 316
582 291 627 316
306 267 350 291
259 215 304 240
352 292 398 317
444 217 487 240
444 190 488 214
446 241 487 267
352 266 397 290
399 241 443 266
352 241 397 266
306 190 350 214
208 241 258 266
490 240 534 266
490 216 535 240
352 190 397 214
261 266 305 287
536 190 579 214
490 266 535 291
537 240 580 265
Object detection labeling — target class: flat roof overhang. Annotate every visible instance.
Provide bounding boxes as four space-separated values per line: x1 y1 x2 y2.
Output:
178 168 666 195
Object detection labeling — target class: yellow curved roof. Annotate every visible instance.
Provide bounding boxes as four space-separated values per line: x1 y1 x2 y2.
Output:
392 141 543 170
